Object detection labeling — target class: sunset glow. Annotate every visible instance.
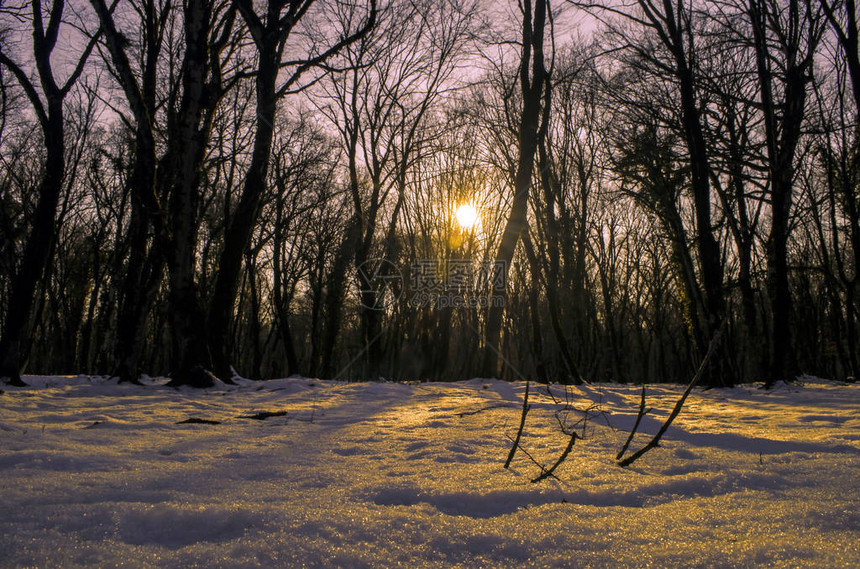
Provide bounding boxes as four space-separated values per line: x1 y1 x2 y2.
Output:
455 204 479 230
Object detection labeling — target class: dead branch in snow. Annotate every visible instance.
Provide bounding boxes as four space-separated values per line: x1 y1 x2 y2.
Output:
531 431 578 483
458 403 517 417
617 325 725 467
177 417 222 425
504 381 531 469
238 410 288 420
616 386 650 460
504 429 561 481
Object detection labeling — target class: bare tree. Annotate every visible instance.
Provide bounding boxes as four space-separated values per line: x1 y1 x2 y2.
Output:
819 0 860 108
0 0 100 385
89 0 173 383
482 0 552 378
747 0 824 385
206 0 377 382
574 0 730 384
314 0 476 379
816 0 860 379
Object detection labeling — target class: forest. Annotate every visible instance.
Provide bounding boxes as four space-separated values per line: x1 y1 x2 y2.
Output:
1 0 858 388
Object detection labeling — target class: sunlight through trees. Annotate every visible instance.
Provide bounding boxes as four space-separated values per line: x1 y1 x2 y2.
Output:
0 0 858 385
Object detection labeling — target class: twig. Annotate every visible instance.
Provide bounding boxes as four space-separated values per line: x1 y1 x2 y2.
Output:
544 383 560 404
532 398 594 483
531 431 578 483
616 385 649 460
457 403 517 417
505 431 560 481
177 417 221 425
504 381 531 469
238 410 287 420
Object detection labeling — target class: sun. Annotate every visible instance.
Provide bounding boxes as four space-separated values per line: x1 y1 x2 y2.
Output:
455 203 479 230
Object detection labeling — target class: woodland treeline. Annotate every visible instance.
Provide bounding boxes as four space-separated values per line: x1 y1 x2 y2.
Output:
0 0 858 387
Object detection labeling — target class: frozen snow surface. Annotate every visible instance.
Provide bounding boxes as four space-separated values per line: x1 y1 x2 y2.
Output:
1 375 858 568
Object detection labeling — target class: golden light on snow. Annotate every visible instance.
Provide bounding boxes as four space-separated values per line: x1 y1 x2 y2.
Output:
455 203 479 230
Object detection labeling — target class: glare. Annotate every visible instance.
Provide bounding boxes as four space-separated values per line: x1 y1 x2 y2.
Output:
455 203 479 230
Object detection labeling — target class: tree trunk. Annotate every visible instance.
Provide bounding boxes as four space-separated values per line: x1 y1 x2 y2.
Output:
113 210 166 383
0 104 64 385
91 0 167 383
665 8 727 386
317 220 360 378
271 194 301 376
0 0 90 385
209 49 277 381
481 0 550 378
749 0 814 386
164 0 216 387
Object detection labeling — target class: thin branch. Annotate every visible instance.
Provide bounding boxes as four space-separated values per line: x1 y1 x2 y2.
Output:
0 52 48 128
615 385 649 460
531 431 578 483
60 18 106 96
617 323 725 467
504 380 531 468
505 429 560 480
457 403 517 417
276 0 378 97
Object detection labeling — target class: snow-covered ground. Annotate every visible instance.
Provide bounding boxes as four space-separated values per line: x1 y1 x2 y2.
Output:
1 376 858 568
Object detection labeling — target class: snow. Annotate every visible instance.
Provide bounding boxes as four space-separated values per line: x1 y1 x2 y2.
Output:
1 376 858 568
